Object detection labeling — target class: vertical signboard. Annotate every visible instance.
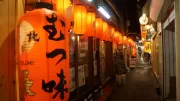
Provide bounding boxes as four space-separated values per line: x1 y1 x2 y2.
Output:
140 25 147 42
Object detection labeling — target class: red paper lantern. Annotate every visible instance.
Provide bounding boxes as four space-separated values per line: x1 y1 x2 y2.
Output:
73 4 87 35
95 18 103 38
109 27 115 41
113 31 119 43
106 25 114 41
123 36 128 45
102 21 108 40
132 47 136 56
132 41 136 47
105 25 110 41
127 37 132 46
86 11 95 37
17 8 70 101
56 0 71 15
130 39 135 47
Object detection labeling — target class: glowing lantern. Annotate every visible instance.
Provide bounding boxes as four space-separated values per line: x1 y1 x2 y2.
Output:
106 25 115 41
132 41 136 47
144 42 151 53
128 38 132 46
123 36 128 45
113 31 119 43
109 27 115 41
102 21 108 40
132 47 136 56
74 4 87 35
105 25 111 41
107 26 115 41
56 0 71 15
131 40 136 47
131 39 134 47
17 8 70 101
95 18 103 38
86 11 95 37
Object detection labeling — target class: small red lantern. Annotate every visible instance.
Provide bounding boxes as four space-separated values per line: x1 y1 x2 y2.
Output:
105 25 110 41
73 4 87 35
86 11 95 37
56 0 71 15
106 25 114 41
132 47 136 56
123 36 128 45
102 21 108 40
132 41 136 47
127 37 132 46
113 31 120 43
95 18 103 38
109 27 115 41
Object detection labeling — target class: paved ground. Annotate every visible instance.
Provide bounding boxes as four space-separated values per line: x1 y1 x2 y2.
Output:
108 67 161 101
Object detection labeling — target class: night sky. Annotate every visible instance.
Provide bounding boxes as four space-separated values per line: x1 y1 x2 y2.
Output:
111 0 147 35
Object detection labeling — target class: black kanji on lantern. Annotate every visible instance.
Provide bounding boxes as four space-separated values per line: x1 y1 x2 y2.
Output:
42 80 56 93
27 31 40 42
52 69 68 100
60 20 66 27
42 13 68 99
46 49 66 65
43 13 67 65
43 13 65 41
70 21 74 27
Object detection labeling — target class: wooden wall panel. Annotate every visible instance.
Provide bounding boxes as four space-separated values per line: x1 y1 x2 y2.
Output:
0 0 17 101
0 0 11 100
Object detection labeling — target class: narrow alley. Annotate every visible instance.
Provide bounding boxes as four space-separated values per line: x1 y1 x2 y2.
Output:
109 50 161 101
1 0 180 101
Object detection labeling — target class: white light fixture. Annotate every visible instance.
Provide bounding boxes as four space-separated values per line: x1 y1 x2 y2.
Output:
98 6 111 19
87 0 92 2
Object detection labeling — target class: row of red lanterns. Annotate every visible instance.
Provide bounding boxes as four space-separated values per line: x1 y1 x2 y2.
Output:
73 4 134 45
54 0 136 46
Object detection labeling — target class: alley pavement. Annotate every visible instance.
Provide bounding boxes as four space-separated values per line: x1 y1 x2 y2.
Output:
108 52 160 101
108 67 160 101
